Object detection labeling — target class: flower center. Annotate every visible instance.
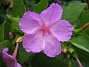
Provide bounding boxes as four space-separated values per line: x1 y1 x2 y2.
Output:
42 28 48 33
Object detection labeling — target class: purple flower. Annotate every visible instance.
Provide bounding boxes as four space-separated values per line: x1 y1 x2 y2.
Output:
2 43 22 67
19 3 74 57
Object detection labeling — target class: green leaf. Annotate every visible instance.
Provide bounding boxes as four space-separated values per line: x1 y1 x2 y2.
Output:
62 3 87 24
72 52 78 59
18 44 34 64
4 20 10 40
31 53 67 67
68 1 82 5
79 10 89 27
68 47 74 53
67 52 71 58
0 40 10 54
0 20 9 42
0 21 6 42
84 28 89 36
7 15 23 34
13 0 26 18
76 50 89 67
34 0 49 13
31 53 79 67
71 31 89 53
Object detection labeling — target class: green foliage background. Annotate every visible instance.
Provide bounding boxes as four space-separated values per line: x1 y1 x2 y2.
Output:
0 0 89 67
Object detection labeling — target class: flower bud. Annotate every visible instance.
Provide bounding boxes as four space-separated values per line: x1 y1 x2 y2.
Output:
62 48 67 54
16 36 24 43
9 32 13 41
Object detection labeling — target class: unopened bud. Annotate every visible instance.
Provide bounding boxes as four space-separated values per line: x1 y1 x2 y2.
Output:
9 32 13 41
62 48 67 54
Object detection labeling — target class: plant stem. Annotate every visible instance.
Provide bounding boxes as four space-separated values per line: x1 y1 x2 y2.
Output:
77 58 83 67
12 43 19 58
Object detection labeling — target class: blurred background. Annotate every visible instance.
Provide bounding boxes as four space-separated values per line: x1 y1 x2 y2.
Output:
0 0 89 24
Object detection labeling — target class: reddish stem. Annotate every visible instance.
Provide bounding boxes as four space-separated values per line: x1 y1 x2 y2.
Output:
77 59 83 67
12 43 19 58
